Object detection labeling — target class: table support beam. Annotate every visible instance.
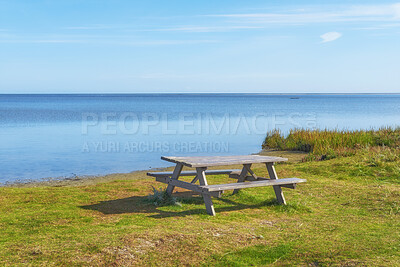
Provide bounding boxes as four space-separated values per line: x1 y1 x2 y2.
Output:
233 164 251 194
166 163 183 195
266 162 286 205
197 167 216 216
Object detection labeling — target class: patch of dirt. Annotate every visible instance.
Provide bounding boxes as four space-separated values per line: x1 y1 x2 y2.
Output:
80 246 138 266
117 229 272 266
259 220 276 227
340 260 365 266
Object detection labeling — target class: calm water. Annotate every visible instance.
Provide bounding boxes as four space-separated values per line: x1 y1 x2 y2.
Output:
1 94 400 183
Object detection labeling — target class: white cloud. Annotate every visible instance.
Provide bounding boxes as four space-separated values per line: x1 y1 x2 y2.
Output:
145 25 263 32
206 3 400 24
64 25 116 30
59 3 400 37
394 3 400 19
355 23 400 30
0 36 218 46
64 25 263 33
118 40 219 46
320 32 342 43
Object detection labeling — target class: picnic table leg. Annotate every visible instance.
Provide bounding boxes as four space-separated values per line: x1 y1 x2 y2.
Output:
165 163 183 195
232 164 251 194
266 163 286 205
197 167 216 216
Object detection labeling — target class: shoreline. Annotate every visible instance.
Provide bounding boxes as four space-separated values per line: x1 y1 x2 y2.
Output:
1 150 307 188
0 169 163 188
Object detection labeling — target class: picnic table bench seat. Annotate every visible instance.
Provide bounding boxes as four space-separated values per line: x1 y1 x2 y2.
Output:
201 178 306 192
153 175 305 194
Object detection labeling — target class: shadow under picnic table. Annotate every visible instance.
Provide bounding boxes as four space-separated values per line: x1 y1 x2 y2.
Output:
80 192 279 218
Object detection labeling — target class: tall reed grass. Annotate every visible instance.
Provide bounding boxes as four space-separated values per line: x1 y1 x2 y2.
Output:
262 127 400 160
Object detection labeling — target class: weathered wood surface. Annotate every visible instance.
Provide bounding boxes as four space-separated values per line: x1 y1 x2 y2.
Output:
161 155 288 168
228 174 298 189
165 163 183 195
229 174 261 180
156 176 202 192
157 175 304 193
196 167 216 216
266 162 286 205
201 178 306 192
156 176 223 197
233 164 250 194
229 174 267 181
147 169 241 177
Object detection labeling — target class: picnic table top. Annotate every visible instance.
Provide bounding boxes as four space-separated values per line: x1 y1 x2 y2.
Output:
161 155 288 168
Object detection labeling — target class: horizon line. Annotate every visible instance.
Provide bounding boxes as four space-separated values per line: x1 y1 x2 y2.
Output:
1 92 400 95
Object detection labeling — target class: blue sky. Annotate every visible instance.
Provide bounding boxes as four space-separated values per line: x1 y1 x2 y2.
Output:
0 0 399 93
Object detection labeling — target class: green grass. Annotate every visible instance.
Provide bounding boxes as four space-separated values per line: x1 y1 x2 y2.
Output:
1 128 400 265
263 127 400 160
206 244 292 266
1 149 399 266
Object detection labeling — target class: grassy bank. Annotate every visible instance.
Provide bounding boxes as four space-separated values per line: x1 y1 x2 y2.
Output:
1 147 399 266
263 127 400 160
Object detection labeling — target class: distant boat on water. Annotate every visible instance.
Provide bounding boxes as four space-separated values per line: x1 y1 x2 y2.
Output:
290 97 300 99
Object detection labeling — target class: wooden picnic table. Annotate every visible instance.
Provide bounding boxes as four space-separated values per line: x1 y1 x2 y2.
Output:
147 155 306 216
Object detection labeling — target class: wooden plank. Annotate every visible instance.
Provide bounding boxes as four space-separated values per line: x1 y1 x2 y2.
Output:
281 183 296 189
197 167 216 216
229 173 254 180
229 174 265 181
156 176 203 192
246 167 258 180
203 194 216 216
233 164 249 194
190 175 199 184
147 169 241 177
266 163 286 205
197 167 209 186
228 174 298 188
161 155 288 168
156 176 222 197
201 178 306 192
165 163 183 195
228 171 241 178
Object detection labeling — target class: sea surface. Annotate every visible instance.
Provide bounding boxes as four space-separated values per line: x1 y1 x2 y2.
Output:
1 94 400 183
